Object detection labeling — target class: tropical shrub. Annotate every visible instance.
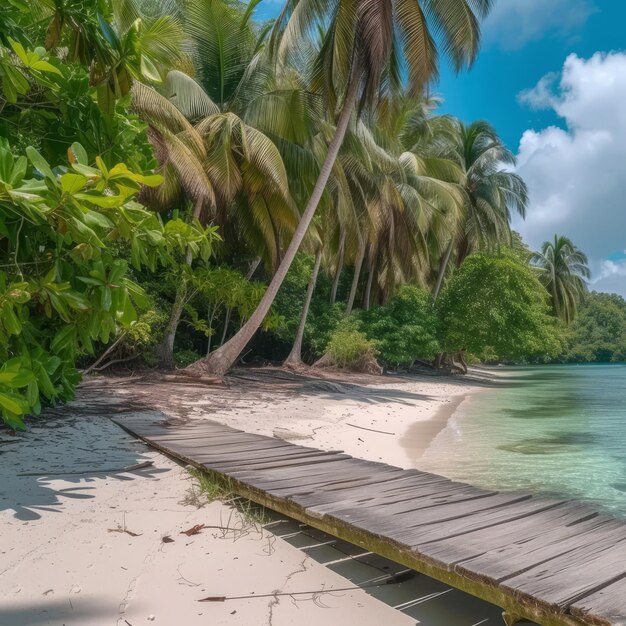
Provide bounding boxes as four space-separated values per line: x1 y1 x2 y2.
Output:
0 141 216 428
325 318 379 369
438 253 563 362
360 286 440 366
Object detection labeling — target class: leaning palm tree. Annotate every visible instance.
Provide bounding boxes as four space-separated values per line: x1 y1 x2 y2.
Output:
132 0 310 366
531 235 590 324
430 120 528 300
191 0 493 376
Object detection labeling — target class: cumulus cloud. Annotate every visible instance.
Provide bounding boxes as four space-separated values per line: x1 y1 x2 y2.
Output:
483 0 596 50
513 52 626 296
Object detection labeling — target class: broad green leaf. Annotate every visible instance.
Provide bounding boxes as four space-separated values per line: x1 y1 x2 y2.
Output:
68 143 89 166
71 163 100 178
30 60 63 76
8 38 29 65
26 146 55 181
75 192 124 208
84 210 114 229
95 156 109 177
2 306 22 334
0 392 24 415
61 173 87 194
133 173 164 187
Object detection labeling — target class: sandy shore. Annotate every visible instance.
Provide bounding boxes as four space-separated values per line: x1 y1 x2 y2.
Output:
141 369 481 470
0 369 497 626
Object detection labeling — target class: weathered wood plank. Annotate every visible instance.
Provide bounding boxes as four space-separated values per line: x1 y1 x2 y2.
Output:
502 532 626 608
570 576 626 624
419 504 603 567
112 413 626 626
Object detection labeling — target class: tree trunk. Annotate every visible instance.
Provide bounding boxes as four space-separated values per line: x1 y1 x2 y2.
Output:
154 284 187 369
345 238 366 315
330 230 346 305
284 248 322 368
187 70 361 376
363 270 372 310
154 199 203 368
363 256 375 311
432 239 454 302
218 307 232 347
450 350 468 374
434 351 446 369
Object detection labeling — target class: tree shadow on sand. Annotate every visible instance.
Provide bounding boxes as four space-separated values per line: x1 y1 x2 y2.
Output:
0 411 169 521
0 598 112 626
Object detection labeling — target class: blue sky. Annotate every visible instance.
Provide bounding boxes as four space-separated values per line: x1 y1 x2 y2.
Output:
253 0 626 295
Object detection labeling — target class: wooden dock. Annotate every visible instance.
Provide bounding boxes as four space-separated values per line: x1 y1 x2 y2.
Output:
114 411 626 626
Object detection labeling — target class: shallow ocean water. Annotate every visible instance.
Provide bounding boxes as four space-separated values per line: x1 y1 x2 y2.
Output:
417 364 626 517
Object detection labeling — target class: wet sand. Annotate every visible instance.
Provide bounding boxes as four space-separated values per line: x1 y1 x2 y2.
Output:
400 392 471 464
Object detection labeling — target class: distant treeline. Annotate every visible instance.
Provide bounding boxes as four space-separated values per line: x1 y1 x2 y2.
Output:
557 292 626 363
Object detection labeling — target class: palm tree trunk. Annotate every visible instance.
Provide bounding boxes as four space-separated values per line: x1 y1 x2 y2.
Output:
154 198 203 368
330 230 346 305
346 238 365 315
432 239 454 302
363 260 374 311
284 248 322 368
188 70 361 376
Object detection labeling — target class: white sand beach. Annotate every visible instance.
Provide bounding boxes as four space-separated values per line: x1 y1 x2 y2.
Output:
0 371 500 626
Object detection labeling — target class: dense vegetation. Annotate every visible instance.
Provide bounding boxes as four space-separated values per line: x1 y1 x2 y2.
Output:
560 293 626 363
0 0 611 428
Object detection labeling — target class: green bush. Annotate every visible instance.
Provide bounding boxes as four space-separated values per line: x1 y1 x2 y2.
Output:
174 349 202 368
438 252 563 361
360 286 440 365
326 319 379 368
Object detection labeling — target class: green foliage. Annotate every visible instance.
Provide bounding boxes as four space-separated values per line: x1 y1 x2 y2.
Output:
306 302 345 357
0 142 217 428
360 286 440 365
326 318 379 369
271 253 316 342
438 253 563 362
174 349 202 368
0 37 155 171
268 253 342 359
183 265 276 349
561 292 626 363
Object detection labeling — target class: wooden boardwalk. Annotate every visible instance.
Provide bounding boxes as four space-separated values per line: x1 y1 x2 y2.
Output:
114 412 626 626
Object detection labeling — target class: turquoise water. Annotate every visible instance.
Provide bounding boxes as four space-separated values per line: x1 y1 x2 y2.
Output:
418 364 626 517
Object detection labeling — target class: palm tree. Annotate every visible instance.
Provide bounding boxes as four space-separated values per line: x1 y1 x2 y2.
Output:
430 120 528 300
191 0 492 375
532 235 590 324
131 0 311 366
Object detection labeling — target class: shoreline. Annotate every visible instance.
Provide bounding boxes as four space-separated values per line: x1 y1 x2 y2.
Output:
399 391 472 465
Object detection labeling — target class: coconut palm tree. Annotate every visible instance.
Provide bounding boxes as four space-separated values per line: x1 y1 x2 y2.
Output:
131 0 316 366
532 235 590 324
191 0 492 375
430 120 528 300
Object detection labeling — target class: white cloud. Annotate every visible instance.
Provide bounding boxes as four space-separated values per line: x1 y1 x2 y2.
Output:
513 52 626 296
593 260 626 284
483 0 596 50
517 73 559 109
